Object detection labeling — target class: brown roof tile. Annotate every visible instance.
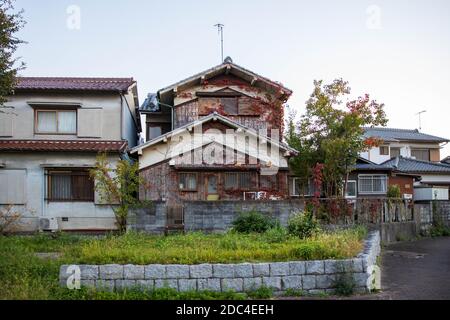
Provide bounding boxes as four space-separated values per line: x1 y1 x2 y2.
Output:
15 77 135 92
0 140 128 152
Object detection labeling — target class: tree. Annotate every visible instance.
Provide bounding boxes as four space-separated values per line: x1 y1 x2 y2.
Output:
90 153 151 234
0 0 25 108
286 79 387 198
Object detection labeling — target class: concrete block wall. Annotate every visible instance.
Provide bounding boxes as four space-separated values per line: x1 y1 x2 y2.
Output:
59 231 381 295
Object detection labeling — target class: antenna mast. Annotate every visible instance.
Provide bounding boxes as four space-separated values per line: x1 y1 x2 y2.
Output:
214 23 224 63
416 110 427 131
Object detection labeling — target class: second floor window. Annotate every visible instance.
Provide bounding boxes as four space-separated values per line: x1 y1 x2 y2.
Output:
36 110 77 134
411 149 430 161
379 146 389 156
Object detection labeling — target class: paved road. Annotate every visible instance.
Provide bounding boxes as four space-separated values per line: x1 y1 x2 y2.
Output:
378 237 450 300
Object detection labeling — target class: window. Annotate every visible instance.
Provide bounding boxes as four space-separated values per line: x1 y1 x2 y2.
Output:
221 97 238 115
292 178 313 197
379 146 390 156
345 181 357 198
36 110 77 134
260 175 277 190
224 172 254 190
179 173 197 191
148 125 162 140
391 147 401 158
411 149 430 161
198 97 238 115
358 175 387 194
47 169 94 201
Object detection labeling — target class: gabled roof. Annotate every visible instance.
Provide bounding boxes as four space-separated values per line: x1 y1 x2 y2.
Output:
15 77 136 93
363 127 449 143
0 140 128 153
157 57 293 105
353 157 395 171
442 156 450 165
382 156 450 174
130 112 298 155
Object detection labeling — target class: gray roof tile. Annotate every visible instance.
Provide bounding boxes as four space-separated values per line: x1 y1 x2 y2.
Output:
363 127 449 143
382 157 450 174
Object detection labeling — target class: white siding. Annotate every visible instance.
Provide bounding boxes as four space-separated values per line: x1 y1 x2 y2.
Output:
0 169 26 204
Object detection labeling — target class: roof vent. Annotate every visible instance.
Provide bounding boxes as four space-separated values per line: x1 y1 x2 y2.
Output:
223 56 233 64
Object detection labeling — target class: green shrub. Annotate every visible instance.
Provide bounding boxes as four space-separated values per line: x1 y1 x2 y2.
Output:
283 288 304 297
333 272 356 296
387 185 401 198
263 225 289 243
247 286 273 299
430 224 450 237
232 211 276 234
287 211 320 239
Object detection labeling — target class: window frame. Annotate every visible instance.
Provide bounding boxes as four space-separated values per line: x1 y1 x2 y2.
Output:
345 180 357 198
379 145 390 156
224 172 255 191
46 169 94 202
358 174 388 195
178 172 198 192
411 149 430 162
147 124 163 141
291 177 313 197
35 109 78 135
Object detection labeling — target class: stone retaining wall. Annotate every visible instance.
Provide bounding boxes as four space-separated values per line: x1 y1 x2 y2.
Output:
59 231 381 295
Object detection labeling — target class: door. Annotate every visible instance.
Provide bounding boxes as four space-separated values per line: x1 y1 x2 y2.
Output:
206 174 219 201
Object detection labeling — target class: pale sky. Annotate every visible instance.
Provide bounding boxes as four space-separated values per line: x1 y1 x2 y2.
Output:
14 0 450 158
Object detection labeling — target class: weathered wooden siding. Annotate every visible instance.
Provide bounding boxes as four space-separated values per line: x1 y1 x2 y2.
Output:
173 74 284 132
140 161 290 203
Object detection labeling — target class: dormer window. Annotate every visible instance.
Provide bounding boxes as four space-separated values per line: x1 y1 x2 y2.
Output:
35 109 77 134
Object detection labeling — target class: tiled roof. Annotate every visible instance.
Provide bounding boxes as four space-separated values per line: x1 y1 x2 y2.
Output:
363 127 449 143
15 77 135 93
382 156 450 174
0 140 128 152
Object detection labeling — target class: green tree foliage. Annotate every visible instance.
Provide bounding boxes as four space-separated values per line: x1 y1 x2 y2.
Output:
0 0 25 107
286 79 387 197
90 153 151 234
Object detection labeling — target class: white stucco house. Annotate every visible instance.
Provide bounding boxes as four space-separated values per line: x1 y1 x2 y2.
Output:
0 77 140 232
361 127 450 200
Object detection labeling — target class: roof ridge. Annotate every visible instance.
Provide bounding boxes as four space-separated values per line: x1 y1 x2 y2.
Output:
363 127 419 133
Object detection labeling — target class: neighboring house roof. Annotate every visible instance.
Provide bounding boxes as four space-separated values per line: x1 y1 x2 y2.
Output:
0 140 128 153
157 57 293 105
363 127 449 143
442 156 450 165
382 156 450 174
140 93 160 112
15 77 136 93
130 112 299 155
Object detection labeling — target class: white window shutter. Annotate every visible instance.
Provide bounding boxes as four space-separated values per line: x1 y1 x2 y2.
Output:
0 170 26 204
77 108 102 138
0 108 14 137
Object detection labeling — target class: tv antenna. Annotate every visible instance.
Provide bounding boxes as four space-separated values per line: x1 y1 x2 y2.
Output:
214 23 224 63
416 110 427 131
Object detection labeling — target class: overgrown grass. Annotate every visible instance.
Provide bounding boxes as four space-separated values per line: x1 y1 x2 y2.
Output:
0 227 367 300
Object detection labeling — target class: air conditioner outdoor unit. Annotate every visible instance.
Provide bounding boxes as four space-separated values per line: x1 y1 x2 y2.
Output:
39 217 59 232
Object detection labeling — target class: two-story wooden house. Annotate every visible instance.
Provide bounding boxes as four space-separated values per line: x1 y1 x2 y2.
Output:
132 58 298 203
0 77 140 232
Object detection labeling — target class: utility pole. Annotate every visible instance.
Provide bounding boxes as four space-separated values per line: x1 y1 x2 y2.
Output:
416 110 427 131
214 23 224 63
